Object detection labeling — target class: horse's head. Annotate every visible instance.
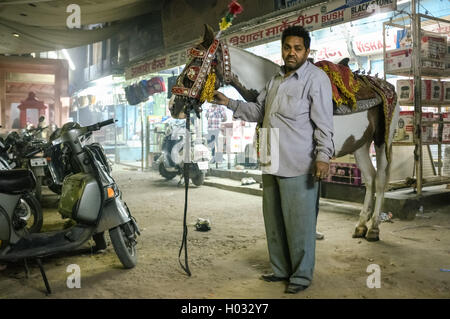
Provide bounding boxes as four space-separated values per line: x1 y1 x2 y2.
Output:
169 24 232 119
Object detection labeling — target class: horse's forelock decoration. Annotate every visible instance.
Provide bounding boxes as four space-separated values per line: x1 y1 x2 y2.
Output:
171 37 232 100
170 1 242 118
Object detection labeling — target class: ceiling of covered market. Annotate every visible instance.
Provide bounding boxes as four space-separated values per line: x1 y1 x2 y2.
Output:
0 0 163 54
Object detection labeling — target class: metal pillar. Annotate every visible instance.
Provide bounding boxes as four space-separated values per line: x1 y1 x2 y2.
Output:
145 116 150 170
113 88 120 165
411 0 423 195
140 102 144 171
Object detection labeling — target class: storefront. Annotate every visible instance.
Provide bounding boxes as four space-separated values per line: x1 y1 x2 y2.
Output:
210 0 450 188
69 75 143 164
208 0 402 173
122 0 449 185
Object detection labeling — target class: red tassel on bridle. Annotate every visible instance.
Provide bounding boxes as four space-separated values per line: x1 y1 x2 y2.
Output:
228 0 243 15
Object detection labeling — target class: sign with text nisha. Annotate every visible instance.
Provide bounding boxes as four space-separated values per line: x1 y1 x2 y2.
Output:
125 0 397 80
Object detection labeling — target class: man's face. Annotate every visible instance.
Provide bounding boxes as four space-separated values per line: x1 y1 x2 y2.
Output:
282 35 310 72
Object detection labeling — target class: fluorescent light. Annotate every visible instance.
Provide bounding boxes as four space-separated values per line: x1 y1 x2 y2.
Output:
62 48 76 71
397 0 411 5
12 33 20 38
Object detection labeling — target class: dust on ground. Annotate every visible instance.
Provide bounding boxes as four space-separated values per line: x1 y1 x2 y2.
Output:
0 165 449 299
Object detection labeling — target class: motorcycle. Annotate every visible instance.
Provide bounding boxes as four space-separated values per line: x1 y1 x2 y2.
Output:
0 134 43 233
41 126 73 195
155 119 211 186
4 128 48 201
0 119 140 294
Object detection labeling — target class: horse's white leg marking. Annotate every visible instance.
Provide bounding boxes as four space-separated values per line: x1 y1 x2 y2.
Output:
365 143 390 241
353 141 376 237
365 103 398 241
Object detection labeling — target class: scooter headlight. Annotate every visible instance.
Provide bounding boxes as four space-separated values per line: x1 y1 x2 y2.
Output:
107 187 115 199
106 184 119 199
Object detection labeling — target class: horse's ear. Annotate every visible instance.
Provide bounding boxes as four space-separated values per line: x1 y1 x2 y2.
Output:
338 58 350 67
201 24 215 49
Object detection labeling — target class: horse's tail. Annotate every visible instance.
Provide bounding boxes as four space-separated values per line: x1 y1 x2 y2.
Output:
387 101 400 147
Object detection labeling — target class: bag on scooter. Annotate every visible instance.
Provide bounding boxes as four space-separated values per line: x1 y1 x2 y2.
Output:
58 173 101 224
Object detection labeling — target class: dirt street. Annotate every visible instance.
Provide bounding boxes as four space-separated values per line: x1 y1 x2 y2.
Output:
0 165 449 299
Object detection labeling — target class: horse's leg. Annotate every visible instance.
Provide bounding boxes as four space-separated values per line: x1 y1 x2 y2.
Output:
366 143 390 242
352 141 376 238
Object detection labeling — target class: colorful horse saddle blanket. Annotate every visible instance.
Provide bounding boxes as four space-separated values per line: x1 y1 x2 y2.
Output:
315 60 397 160
314 60 382 115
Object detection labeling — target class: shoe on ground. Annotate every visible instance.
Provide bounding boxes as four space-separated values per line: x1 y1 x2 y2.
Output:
285 283 309 294
260 273 288 282
316 231 324 240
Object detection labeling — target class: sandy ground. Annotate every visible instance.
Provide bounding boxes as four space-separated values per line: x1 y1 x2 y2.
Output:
0 164 449 299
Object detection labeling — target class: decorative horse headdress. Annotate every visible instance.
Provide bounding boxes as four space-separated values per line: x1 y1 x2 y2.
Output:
171 1 243 108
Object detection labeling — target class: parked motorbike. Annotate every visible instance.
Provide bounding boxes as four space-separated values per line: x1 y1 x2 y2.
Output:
155 119 211 186
4 127 48 201
41 126 73 195
7 125 73 197
0 134 43 233
0 119 140 294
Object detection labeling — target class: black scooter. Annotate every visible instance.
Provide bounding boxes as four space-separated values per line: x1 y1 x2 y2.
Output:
0 134 43 233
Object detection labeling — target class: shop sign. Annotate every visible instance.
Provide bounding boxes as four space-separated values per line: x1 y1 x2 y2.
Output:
422 20 450 40
126 0 397 79
125 49 189 80
347 0 396 20
274 0 320 10
314 40 350 62
224 0 397 47
352 33 397 56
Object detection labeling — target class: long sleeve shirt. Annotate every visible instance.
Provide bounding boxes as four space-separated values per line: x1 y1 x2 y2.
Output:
227 60 334 177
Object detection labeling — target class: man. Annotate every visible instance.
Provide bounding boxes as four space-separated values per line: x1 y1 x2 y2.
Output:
205 103 227 163
213 26 334 293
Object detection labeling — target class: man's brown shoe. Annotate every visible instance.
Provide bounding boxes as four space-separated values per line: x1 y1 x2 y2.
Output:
260 274 288 282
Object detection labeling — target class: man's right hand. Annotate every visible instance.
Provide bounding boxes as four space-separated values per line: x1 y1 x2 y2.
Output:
213 91 230 106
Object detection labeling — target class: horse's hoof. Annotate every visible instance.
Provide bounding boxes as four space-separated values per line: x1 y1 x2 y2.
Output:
352 226 368 238
366 229 380 242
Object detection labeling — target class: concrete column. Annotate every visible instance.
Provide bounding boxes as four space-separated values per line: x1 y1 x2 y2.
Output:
54 72 62 127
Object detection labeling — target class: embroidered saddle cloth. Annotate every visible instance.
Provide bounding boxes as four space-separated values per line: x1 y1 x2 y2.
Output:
315 60 397 160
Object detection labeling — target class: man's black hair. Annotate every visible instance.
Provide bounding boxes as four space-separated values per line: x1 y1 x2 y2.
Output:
281 26 311 50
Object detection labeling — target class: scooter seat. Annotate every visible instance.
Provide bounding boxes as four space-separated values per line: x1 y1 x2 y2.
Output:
0 169 36 194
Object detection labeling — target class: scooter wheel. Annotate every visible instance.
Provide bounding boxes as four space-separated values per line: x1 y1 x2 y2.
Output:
14 194 43 233
109 223 137 269
191 171 205 186
159 162 177 180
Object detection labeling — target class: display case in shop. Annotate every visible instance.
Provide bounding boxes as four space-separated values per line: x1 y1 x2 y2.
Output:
383 13 450 194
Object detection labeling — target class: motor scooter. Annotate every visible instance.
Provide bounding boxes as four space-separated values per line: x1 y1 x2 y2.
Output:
0 119 140 294
4 127 48 201
0 135 43 233
156 119 211 186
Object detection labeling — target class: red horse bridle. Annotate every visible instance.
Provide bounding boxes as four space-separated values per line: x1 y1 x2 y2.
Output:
171 38 232 99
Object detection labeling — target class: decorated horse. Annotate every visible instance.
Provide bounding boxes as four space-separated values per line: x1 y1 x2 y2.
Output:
169 24 400 242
